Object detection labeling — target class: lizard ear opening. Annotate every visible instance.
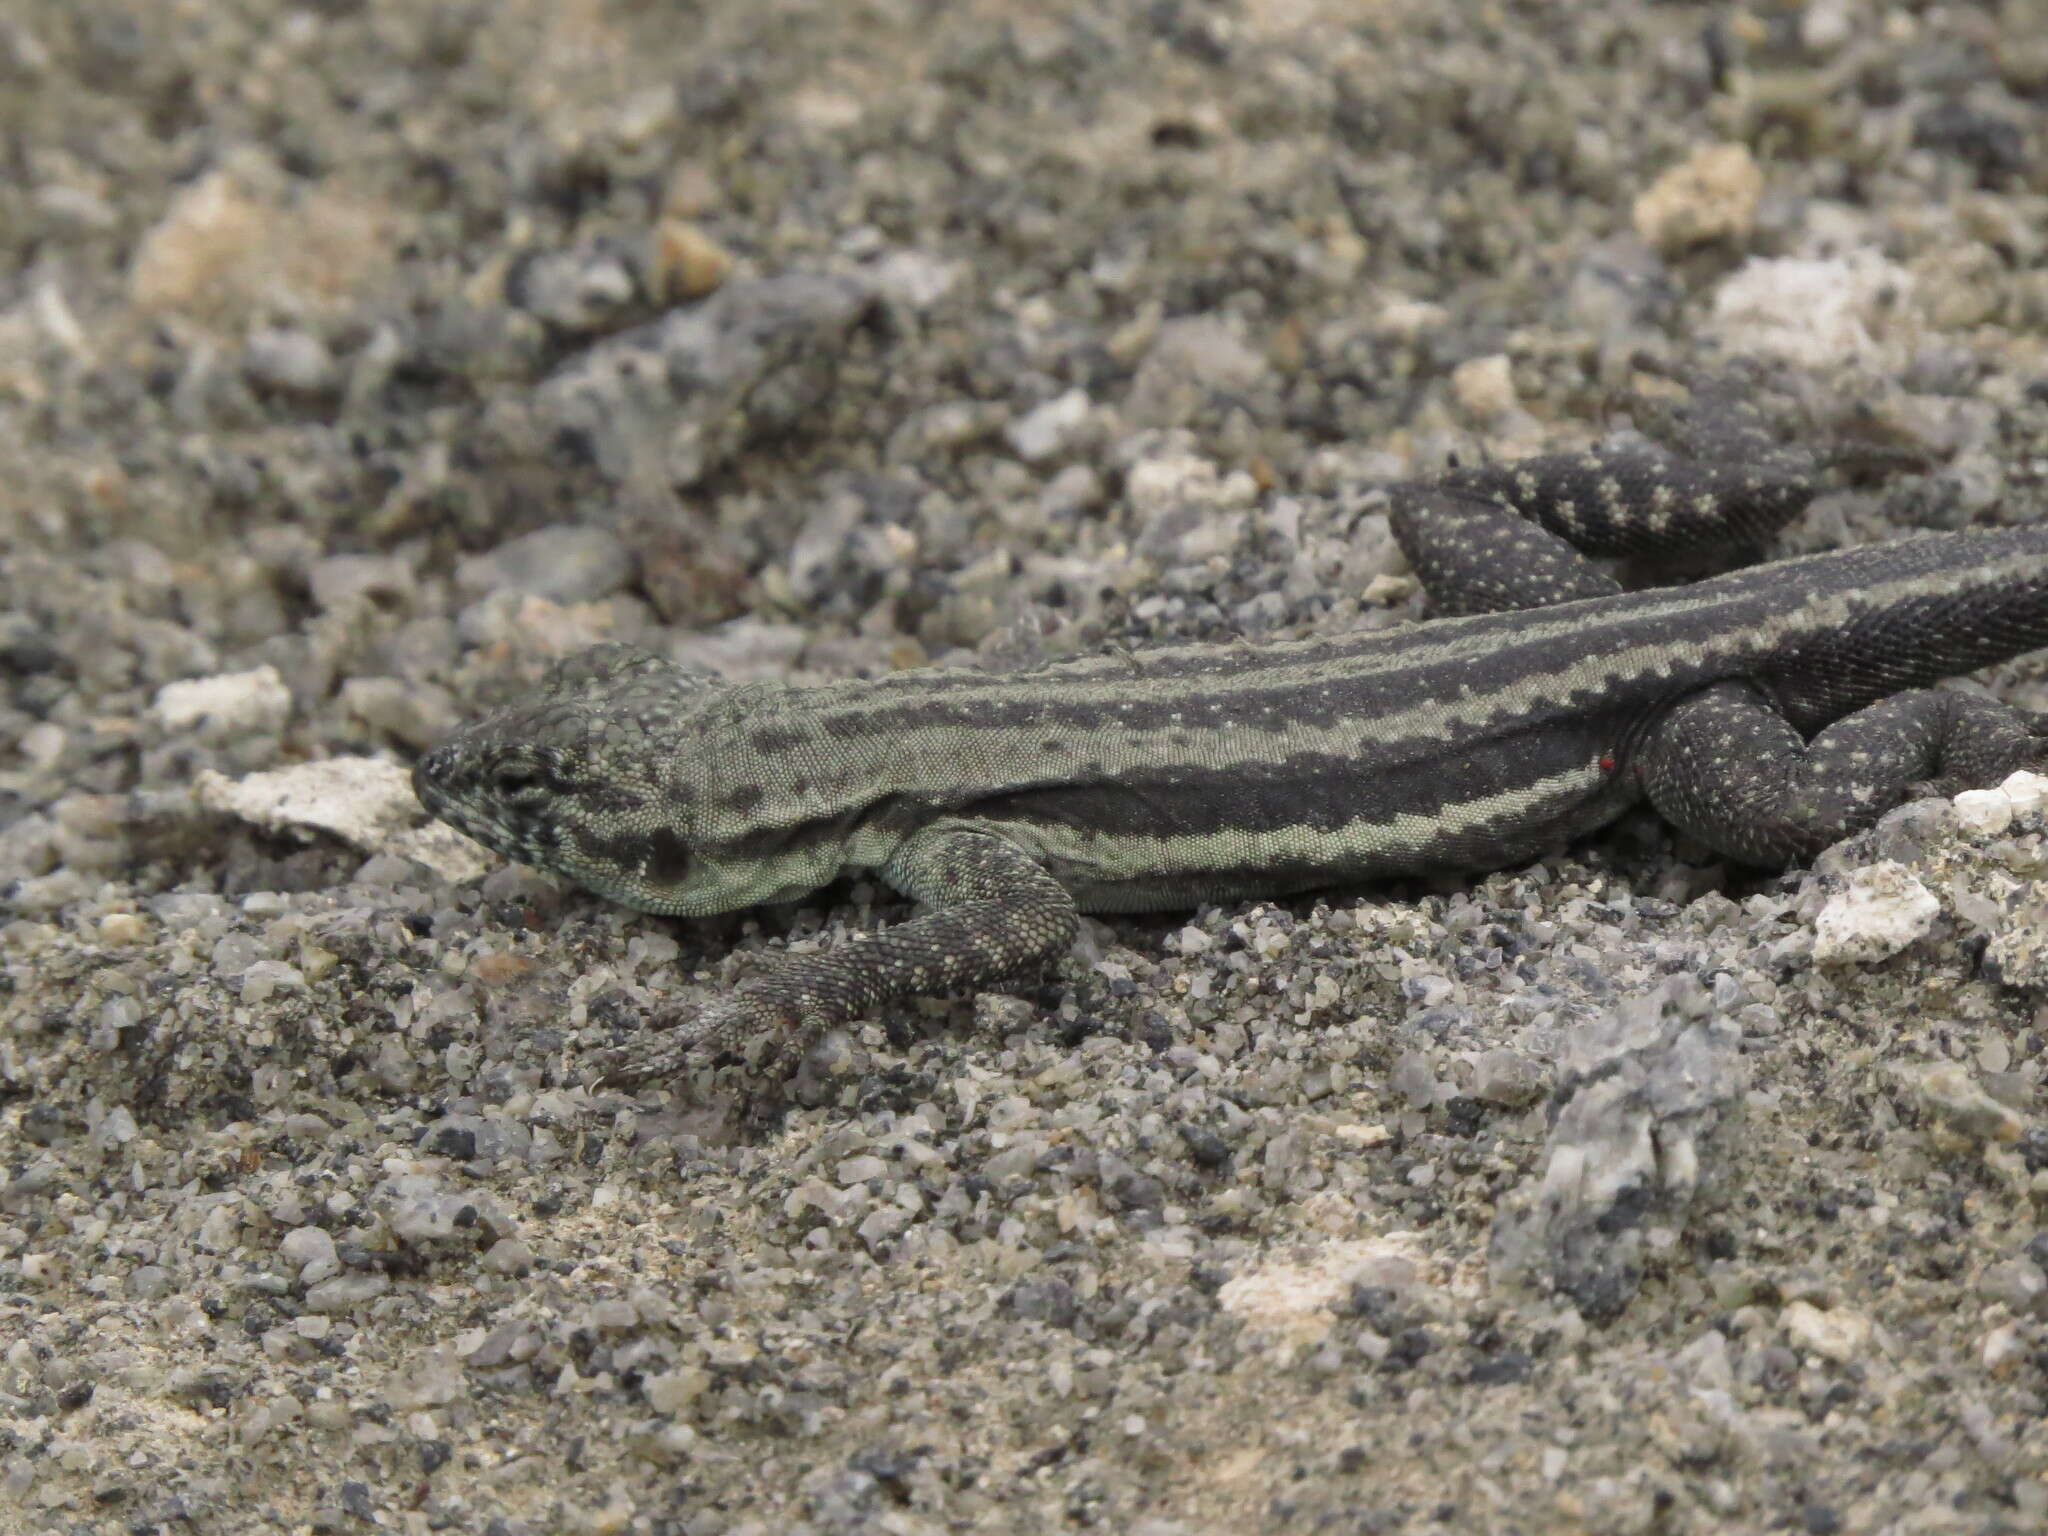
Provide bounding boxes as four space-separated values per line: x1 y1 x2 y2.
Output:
643 826 693 886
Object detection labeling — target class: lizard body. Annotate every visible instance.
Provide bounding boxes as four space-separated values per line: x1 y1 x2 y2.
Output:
415 405 2048 1083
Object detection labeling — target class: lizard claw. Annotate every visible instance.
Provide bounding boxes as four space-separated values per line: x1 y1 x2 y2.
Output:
583 1028 713 1089
581 1001 730 1089
580 994 799 1089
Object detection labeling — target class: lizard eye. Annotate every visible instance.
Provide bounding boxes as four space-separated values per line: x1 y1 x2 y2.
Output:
490 760 549 799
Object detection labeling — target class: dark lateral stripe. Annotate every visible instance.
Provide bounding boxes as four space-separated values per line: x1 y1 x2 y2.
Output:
804 604 1741 742
701 710 1622 862
813 528 2048 717
697 792 924 866
963 717 1620 842
802 581 1769 739
776 535 2048 764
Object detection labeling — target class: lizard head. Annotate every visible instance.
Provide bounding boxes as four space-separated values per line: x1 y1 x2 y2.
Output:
413 643 732 914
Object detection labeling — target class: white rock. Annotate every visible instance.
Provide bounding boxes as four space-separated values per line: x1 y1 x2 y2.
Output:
1800 0 1854 52
19 720 64 771
243 326 338 397
1709 251 1914 369
280 1225 336 1264
1952 788 2015 836
90 1105 139 1150
835 1154 888 1186
2001 770 2048 816
194 1198 244 1254
196 756 410 846
1984 1321 2026 1374
1782 1300 1870 1362
152 666 291 739
238 959 305 1003
196 757 490 885
1373 298 1449 339
868 249 962 310
1450 354 1519 423
644 1367 711 1414
1128 315 1267 426
1037 462 1104 520
280 1225 339 1286
382 1348 463 1410
1124 448 1255 519
1217 1234 1430 1353
1631 143 1763 255
1910 1060 2023 1144
1676 1328 1734 1392
303 1273 391 1313
858 1206 911 1250
1006 389 1092 463
1811 861 1938 964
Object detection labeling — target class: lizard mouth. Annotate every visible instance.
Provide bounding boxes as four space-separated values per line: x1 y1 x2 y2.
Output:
411 752 455 826
412 747 566 863
411 747 480 827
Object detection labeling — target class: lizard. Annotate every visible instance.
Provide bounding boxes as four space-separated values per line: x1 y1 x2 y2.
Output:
413 386 2048 1087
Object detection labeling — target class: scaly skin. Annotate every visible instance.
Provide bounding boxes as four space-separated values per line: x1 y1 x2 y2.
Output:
415 385 2048 1086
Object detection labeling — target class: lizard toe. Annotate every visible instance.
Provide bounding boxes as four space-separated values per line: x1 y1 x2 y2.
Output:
583 1006 732 1088
582 992 810 1088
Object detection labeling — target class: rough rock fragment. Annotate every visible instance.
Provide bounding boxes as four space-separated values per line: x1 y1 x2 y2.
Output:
196 757 490 885
1810 861 1939 965
1488 978 1746 1322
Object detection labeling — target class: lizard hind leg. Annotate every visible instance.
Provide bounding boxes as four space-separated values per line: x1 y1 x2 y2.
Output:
1636 680 2042 867
1388 485 1623 617
1433 367 1841 563
1388 371 1827 619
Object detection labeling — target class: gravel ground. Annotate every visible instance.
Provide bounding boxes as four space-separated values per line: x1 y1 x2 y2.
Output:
7 1 2048 1531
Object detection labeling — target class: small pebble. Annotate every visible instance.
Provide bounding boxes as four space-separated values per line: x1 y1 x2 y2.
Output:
1632 143 1763 255
1781 1300 1871 1363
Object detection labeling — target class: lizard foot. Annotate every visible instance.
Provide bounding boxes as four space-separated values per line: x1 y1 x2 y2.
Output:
1916 726 2048 801
582 1018 720 1088
581 994 801 1089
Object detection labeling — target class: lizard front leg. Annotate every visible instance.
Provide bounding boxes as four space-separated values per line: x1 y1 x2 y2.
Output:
587 824 1078 1086
1635 680 2046 866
